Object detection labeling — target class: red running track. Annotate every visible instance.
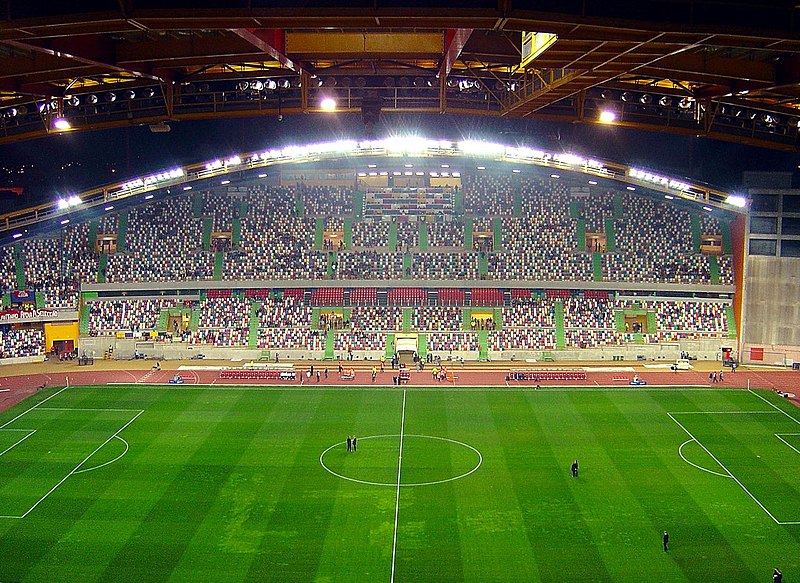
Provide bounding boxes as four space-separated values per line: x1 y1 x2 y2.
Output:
0 367 798 413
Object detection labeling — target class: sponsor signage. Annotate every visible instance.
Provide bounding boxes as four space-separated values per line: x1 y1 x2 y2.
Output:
0 308 66 323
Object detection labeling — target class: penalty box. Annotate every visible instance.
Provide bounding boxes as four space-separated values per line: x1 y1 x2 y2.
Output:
669 409 800 525
0 407 142 519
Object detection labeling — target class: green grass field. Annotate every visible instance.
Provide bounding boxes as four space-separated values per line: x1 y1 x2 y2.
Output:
0 384 798 582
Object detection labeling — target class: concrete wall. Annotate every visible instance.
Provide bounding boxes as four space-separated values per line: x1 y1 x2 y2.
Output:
80 336 725 364
742 256 800 361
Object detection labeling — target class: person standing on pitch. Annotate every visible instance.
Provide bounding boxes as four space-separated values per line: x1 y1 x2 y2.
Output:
571 459 579 478
773 567 782 583
346 436 352 452
352 436 357 452
662 530 669 552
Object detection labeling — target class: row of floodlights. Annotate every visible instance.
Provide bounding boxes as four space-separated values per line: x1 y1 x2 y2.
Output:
40 138 744 231
597 91 797 128
235 77 519 92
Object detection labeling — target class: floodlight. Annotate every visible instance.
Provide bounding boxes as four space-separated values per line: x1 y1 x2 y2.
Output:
86 94 98 105
598 110 617 123
53 117 71 130
726 195 748 208
320 97 336 111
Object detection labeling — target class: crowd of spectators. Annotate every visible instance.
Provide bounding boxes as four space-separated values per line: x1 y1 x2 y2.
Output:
489 329 557 351
258 327 325 351
106 196 213 283
303 185 354 216
198 296 250 329
396 221 419 249
504 300 555 327
352 220 389 248
191 327 249 347
333 331 385 351
257 296 312 328
427 221 463 248
427 332 479 352
349 306 403 331
411 306 462 331
203 191 235 232
411 252 480 280
331 252 403 279
563 296 614 328
0 247 16 295
651 299 728 335
0 327 45 358
464 174 515 215
225 190 324 280
87 299 177 332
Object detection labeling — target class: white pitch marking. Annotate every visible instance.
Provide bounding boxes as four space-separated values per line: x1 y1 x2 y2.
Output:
74 435 130 474
390 389 407 583
677 439 731 478
668 412 783 524
18 410 143 519
0 429 36 457
775 434 800 456
37 407 143 413
0 386 69 430
669 411 779 414
319 434 482 487
749 389 800 426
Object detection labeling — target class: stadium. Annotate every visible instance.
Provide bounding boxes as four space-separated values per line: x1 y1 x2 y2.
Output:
0 2 799 581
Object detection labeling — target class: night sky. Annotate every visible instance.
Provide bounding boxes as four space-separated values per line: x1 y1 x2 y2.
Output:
0 112 798 211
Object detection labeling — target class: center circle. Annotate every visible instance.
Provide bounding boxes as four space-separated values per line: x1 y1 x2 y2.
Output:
320 434 482 487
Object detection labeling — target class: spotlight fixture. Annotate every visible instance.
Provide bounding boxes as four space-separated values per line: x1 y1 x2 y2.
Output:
620 92 632 102
639 94 652 104
658 96 672 107
320 97 336 111
142 88 155 98
53 117 71 130
124 89 136 100
66 96 80 107
86 94 98 105
677 97 692 110
250 80 264 91
237 81 249 91
598 110 617 123
105 92 117 102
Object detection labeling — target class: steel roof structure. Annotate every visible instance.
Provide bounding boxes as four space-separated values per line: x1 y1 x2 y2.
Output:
2 1 800 150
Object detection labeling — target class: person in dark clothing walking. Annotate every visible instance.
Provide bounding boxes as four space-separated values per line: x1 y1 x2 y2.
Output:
324 367 328 379
773 568 782 583
352 436 357 452
571 460 579 477
662 531 669 552
316 371 320 382
346 436 352 452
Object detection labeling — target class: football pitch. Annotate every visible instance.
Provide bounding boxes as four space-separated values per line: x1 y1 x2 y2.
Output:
0 384 798 582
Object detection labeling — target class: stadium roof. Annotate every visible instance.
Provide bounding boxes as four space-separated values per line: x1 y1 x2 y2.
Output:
2 1 800 150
